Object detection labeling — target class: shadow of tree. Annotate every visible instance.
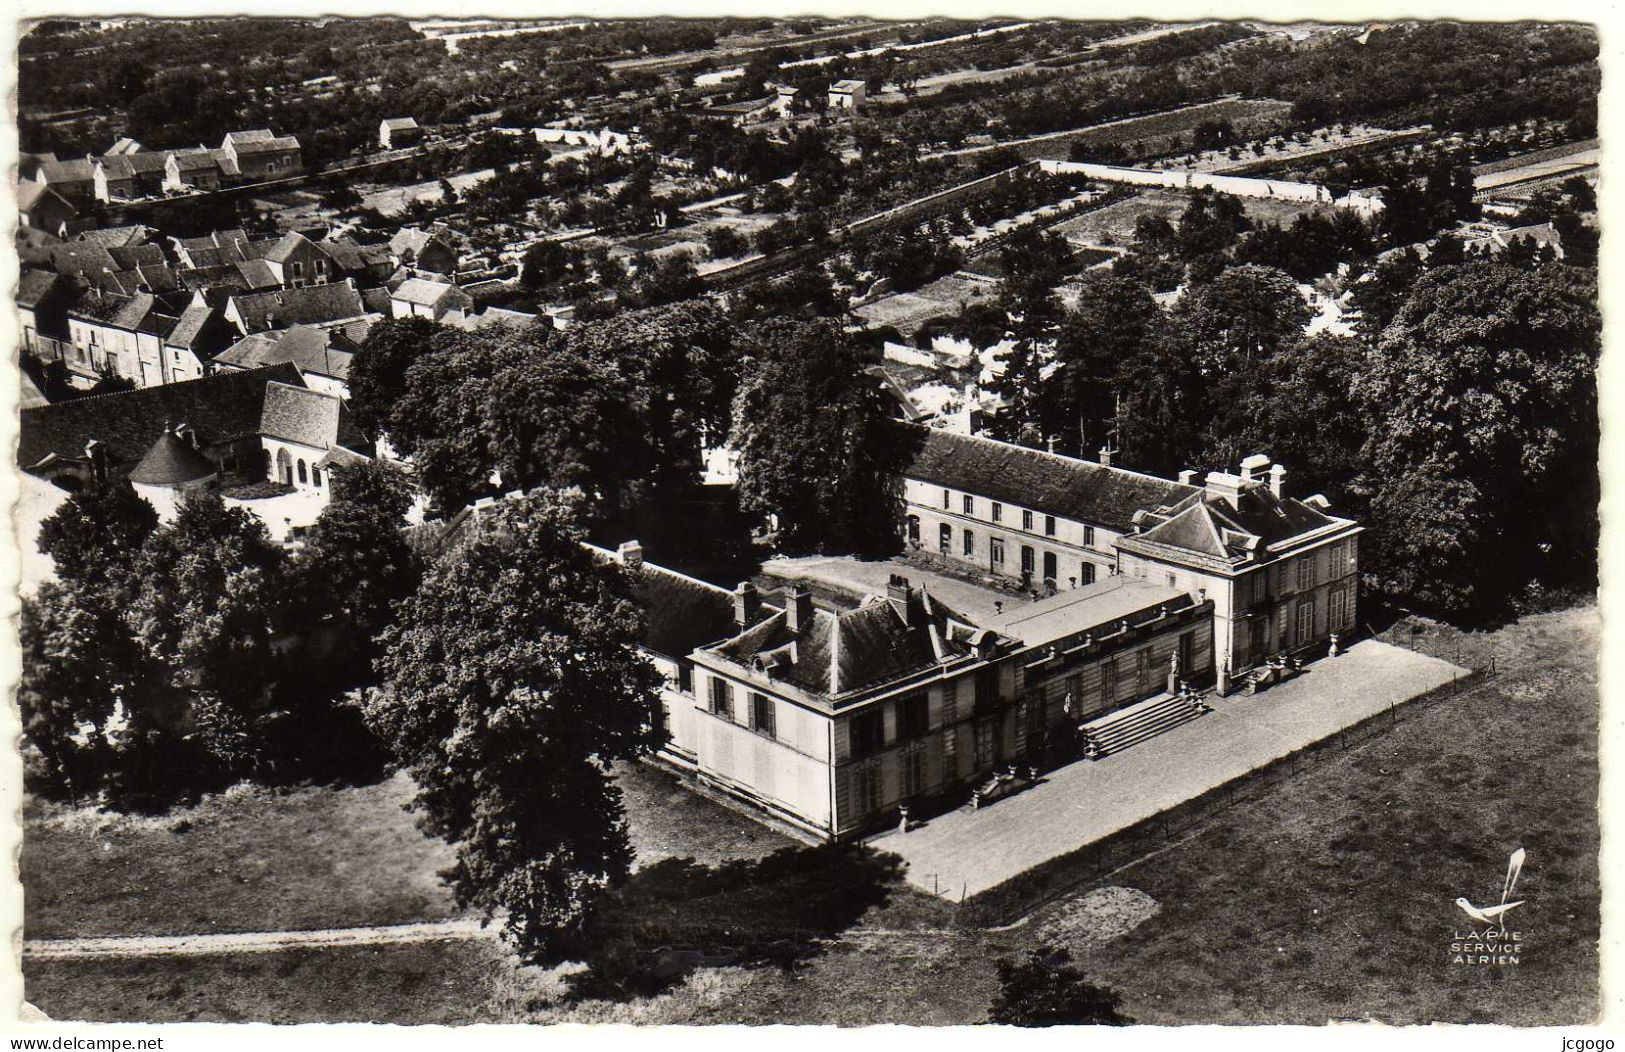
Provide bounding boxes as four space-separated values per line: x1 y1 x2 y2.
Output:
563 843 907 1001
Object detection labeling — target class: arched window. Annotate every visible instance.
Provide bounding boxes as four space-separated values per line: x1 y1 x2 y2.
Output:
276 448 293 485
297 459 308 485
311 465 322 488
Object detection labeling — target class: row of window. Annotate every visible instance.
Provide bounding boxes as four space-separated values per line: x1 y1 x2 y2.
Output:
707 677 777 739
937 523 1100 586
940 489 1088 543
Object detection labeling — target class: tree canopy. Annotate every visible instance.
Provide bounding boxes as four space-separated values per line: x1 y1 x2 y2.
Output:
364 492 666 960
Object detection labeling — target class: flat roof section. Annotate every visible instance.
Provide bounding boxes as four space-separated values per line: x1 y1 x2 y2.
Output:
981 576 1188 647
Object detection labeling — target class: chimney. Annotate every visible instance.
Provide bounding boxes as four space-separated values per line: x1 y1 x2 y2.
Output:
616 540 643 569
1098 444 1115 468
1239 453 1271 485
733 581 759 626
785 586 813 633
84 439 108 486
1204 470 1244 508
1178 469 1196 486
886 573 914 621
1268 463 1286 499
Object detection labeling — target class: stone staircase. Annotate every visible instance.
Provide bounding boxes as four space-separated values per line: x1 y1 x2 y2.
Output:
1081 690 1209 759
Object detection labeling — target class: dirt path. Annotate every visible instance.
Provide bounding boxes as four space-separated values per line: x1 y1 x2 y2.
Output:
23 918 493 960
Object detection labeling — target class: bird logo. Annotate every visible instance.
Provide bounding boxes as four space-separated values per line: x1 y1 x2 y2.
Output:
1455 847 1526 928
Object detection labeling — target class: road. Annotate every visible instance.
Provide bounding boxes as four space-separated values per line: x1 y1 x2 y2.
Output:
24 918 492 960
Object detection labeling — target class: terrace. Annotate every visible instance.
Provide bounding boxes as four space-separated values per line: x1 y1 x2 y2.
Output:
871 637 1467 899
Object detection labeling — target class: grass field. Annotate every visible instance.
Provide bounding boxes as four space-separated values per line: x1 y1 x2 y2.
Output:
1020 98 1293 163
1053 188 1337 248
27 606 1598 1025
22 773 459 939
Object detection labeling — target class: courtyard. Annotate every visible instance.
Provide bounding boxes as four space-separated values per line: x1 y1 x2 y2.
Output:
872 636 1467 899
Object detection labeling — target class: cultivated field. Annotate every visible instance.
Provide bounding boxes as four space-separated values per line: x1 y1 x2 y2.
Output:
1018 98 1294 164
1051 187 1336 248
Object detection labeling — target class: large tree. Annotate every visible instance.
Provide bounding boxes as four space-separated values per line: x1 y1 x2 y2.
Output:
364 492 666 960
37 480 158 589
1355 262 1600 615
293 459 421 655
348 316 441 443
126 494 288 775
19 580 166 803
1048 272 1162 457
731 319 911 555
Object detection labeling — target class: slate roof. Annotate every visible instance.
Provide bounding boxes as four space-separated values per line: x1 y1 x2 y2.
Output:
39 159 95 184
99 152 170 178
382 117 420 131
229 281 366 333
226 129 277 144
1138 485 1346 553
901 423 1198 532
129 430 218 486
264 231 315 263
68 288 154 329
18 363 306 475
17 179 72 216
392 276 471 308
170 149 228 173
232 134 301 156
18 269 67 310
76 225 154 249
216 325 354 380
259 381 365 450
710 584 989 699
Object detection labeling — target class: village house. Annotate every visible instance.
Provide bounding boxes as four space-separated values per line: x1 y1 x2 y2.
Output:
259 231 336 288
163 148 232 193
388 226 462 275
224 280 369 335
828 79 867 111
213 323 357 398
220 129 303 179
93 151 170 202
64 288 179 388
318 236 396 287
18 270 75 363
390 277 475 323
162 293 239 384
35 158 97 205
17 179 77 237
379 117 424 149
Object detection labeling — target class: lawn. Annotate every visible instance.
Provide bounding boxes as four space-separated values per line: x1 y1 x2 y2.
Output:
23 761 786 942
1061 604 1601 1025
22 773 459 939
26 606 1599 1025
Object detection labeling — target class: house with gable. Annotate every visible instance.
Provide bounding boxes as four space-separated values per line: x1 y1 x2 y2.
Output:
36 158 97 205
259 380 368 493
259 230 336 288
220 130 303 180
213 324 356 397
93 151 170 202
224 280 369 335
17 179 77 237
389 277 474 323
379 117 424 149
